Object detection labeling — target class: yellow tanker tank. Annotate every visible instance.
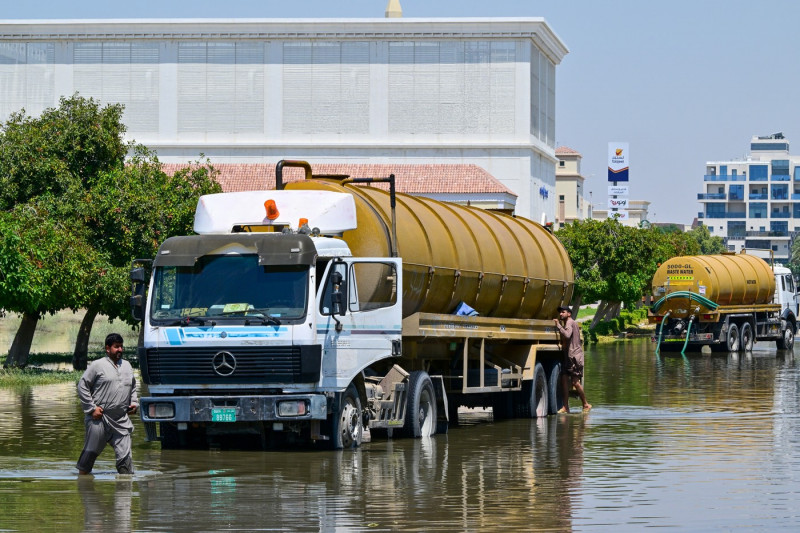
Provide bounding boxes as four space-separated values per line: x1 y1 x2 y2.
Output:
286 179 574 320
651 253 775 318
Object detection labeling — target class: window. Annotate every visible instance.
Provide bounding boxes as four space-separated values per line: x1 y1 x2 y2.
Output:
772 159 790 176
559 160 565 167
749 203 767 218
750 165 768 181
349 262 398 311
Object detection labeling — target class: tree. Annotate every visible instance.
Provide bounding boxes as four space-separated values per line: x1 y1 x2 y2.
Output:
555 219 698 328
686 224 726 255
0 95 220 368
0 200 101 367
69 148 221 368
0 95 126 211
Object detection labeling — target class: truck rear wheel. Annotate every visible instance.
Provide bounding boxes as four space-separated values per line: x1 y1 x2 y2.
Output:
740 323 754 352
514 363 548 418
546 361 563 415
777 324 795 350
726 323 740 352
403 371 437 438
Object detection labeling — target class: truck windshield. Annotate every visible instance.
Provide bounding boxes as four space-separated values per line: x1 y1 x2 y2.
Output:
150 255 308 323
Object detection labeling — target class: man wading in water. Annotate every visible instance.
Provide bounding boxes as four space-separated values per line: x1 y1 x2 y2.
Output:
76 333 138 475
553 306 591 414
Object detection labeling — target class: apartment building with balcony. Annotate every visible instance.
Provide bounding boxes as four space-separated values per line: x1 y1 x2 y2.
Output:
697 133 799 262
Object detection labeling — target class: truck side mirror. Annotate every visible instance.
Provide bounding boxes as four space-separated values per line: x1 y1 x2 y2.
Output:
130 267 146 322
330 271 346 317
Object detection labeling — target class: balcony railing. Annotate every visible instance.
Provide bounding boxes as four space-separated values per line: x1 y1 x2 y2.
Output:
749 193 768 200
771 212 791 219
772 195 789 200
791 193 800 200
745 230 790 237
772 175 791 181
697 193 726 200
704 174 746 181
703 211 746 219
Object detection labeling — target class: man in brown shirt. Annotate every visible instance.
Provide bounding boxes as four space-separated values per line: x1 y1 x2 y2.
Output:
553 306 591 413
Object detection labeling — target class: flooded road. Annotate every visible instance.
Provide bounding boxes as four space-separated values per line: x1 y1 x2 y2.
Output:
2 338 800 531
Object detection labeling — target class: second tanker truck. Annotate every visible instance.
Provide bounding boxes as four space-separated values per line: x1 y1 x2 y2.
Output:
130 161 575 449
650 251 798 353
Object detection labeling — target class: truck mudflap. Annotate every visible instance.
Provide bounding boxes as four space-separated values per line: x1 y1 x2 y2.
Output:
139 394 328 424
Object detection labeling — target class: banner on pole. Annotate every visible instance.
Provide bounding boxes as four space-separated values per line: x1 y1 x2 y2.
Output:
608 198 629 209
608 142 629 182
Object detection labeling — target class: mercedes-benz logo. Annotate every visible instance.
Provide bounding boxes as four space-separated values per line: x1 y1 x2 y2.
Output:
212 351 236 376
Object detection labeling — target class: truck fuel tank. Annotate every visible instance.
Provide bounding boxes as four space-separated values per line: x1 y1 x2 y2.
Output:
651 253 775 318
286 179 574 320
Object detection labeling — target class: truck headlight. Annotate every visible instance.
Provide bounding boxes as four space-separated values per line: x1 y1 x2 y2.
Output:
277 400 307 417
147 402 175 419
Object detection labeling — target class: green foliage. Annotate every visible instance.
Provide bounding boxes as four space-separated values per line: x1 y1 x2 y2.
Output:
0 199 101 315
0 368 82 388
686 224 726 255
0 94 223 359
0 94 126 210
556 219 698 308
788 239 800 278
581 307 649 343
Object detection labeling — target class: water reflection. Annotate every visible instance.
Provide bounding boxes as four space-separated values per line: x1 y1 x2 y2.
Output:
2 339 800 530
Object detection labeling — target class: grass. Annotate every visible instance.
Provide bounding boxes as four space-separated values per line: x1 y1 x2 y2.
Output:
0 367 83 388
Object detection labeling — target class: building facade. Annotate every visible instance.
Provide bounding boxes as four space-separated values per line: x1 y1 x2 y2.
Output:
697 133 798 262
554 145 590 227
592 200 650 228
0 17 568 220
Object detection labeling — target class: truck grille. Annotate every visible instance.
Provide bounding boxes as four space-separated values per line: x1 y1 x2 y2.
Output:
143 345 321 385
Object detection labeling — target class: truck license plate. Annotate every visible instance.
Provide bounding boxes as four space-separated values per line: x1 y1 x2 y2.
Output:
212 408 236 422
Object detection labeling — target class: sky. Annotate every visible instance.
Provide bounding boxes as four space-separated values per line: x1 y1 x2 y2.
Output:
4 0 800 225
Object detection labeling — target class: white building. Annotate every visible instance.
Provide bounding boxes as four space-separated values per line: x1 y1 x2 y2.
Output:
0 17 568 220
697 133 798 262
592 200 650 228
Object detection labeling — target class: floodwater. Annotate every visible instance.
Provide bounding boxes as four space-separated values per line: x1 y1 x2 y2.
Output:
2 339 800 531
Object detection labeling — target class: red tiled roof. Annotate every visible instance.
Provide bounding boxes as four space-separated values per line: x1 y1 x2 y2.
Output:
555 146 580 155
161 162 515 196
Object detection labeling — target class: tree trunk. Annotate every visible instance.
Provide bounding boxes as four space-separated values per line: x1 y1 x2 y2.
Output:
72 308 99 371
570 293 584 321
590 301 609 329
4 312 40 369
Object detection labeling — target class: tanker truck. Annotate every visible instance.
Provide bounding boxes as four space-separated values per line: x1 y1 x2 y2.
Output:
649 251 798 353
129 160 575 449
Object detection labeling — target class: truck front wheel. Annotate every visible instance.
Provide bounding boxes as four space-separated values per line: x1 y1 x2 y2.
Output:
331 384 363 449
777 324 795 350
403 371 437 438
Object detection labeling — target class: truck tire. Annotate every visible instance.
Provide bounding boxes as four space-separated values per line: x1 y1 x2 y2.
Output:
546 361 563 415
777 324 795 350
331 384 363 449
403 371 437 438
516 363 549 418
739 323 754 352
726 323 740 352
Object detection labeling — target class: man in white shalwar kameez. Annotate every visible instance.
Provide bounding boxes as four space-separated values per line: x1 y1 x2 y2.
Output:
76 333 138 475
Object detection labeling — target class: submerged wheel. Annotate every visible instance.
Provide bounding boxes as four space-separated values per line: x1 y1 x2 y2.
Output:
740 323 754 352
777 323 795 350
530 363 549 418
726 323 740 352
546 361 563 415
331 384 363 449
403 371 437 438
